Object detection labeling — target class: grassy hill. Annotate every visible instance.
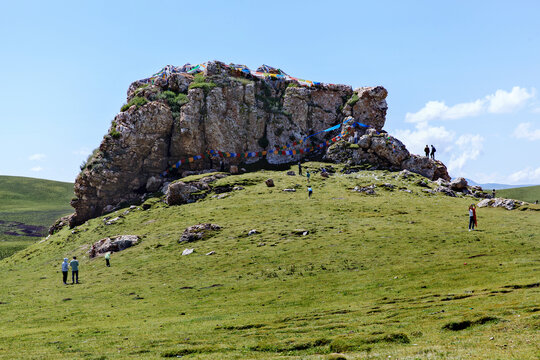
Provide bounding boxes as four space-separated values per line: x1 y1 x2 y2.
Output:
0 164 538 359
0 176 74 260
497 185 540 204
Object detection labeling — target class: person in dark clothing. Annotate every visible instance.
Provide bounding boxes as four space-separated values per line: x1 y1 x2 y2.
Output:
430 145 436 159
468 204 477 231
307 186 313 198
298 161 302 176
70 256 79 284
105 252 111 267
424 145 430 157
492 189 496 198
219 160 225 172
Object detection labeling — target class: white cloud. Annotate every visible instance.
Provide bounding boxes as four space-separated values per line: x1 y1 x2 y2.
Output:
30 166 43 172
405 86 535 123
394 124 454 155
486 86 535 113
28 153 46 161
447 134 484 173
513 122 540 141
507 167 540 185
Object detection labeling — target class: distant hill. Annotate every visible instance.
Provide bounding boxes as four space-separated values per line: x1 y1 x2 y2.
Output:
464 178 534 190
0 175 73 258
497 185 540 203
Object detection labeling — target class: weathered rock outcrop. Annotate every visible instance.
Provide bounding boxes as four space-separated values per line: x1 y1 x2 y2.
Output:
69 60 448 226
324 130 450 181
89 235 139 258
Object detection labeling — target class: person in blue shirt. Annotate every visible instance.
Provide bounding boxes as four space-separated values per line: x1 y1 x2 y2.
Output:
61 258 69 285
308 186 313 198
70 256 79 284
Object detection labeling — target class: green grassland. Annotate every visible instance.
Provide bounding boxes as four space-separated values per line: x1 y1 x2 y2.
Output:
0 176 74 259
0 164 538 359
498 185 540 204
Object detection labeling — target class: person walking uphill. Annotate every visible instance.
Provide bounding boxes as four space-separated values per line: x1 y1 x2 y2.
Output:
307 186 313 198
70 256 79 284
468 204 477 231
424 145 430 157
105 252 111 267
61 258 69 285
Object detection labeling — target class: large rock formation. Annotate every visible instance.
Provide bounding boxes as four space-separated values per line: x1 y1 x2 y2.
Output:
69 61 448 227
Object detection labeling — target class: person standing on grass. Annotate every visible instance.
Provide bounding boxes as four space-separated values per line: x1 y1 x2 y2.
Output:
492 189 496 198
298 161 302 176
307 186 313 198
468 204 477 231
306 170 311 183
105 252 111 267
61 258 69 285
70 256 79 284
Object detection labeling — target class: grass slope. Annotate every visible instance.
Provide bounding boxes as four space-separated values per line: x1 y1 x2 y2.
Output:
0 176 74 259
0 164 538 359
497 185 540 204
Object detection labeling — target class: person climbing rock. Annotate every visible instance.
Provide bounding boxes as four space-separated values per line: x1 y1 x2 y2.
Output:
468 204 477 231
70 256 79 284
430 145 436 160
307 186 313 198
424 145 430 157
105 252 111 267
61 258 69 285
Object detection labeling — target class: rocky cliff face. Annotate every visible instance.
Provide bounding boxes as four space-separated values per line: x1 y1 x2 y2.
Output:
70 61 447 227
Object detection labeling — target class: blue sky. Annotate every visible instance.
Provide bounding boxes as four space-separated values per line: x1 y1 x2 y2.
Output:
1 0 539 184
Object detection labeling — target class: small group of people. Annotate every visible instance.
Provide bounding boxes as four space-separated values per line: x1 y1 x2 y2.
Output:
61 257 79 285
60 252 111 285
424 145 436 159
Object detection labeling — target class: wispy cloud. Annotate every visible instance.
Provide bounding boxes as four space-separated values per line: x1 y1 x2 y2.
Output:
507 166 540 185
513 122 540 141
486 87 535 113
30 166 43 172
447 134 484 173
406 86 536 123
28 153 46 161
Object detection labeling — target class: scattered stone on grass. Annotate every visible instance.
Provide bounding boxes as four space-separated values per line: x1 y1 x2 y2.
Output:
104 216 122 225
179 223 221 243
286 171 296 176
182 248 194 256
477 198 526 210
435 186 456 197
449 177 468 191
89 235 139 258
248 229 259 236
265 179 275 187
353 185 376 195
233 186 244 191
205 251 215 256
283 188 296 192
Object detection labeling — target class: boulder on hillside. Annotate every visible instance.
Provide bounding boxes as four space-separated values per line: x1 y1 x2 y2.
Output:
89 235 139 258
179 223 221 243
48 215 71 235
265 179 275 187
477 198 526 210
449 177 468 191
165 174 229 205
